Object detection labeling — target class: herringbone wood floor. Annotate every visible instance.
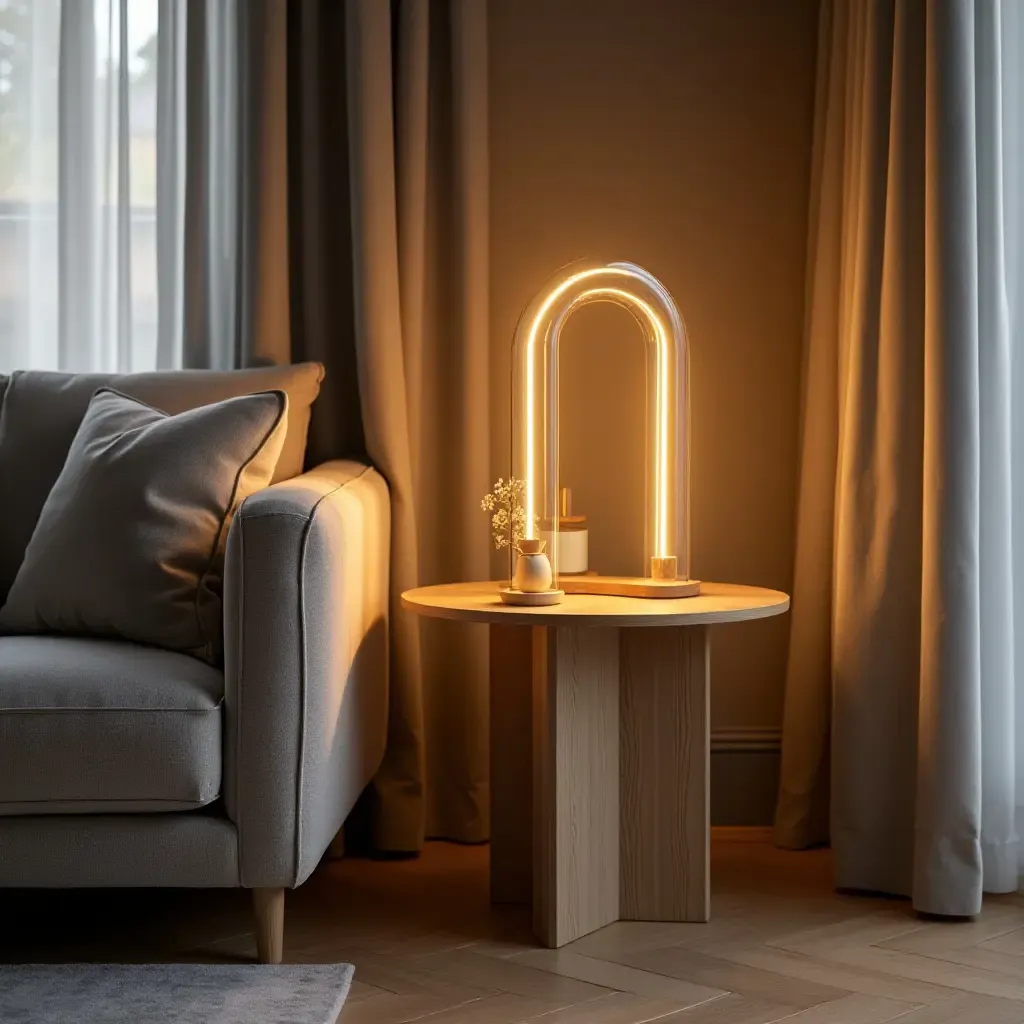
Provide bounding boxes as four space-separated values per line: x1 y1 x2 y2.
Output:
4 839 1024 1022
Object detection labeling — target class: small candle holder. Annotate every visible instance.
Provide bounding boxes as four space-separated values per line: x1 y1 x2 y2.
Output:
650 556 678 581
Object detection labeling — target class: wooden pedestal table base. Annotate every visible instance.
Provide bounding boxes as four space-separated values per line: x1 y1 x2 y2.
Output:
401 581 790 948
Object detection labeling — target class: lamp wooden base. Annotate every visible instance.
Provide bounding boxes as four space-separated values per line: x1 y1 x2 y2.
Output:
559 575 701 599
489 622 710 947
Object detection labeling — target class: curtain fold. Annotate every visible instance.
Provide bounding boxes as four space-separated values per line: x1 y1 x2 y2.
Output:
289 0 491 849
57 0 96 368
285 0 364 464
776 0 1024 914
179 0 288 371
155 0 186 370
237 0 291 369
342 0 427 851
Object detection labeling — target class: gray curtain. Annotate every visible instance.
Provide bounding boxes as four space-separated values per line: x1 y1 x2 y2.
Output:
161 0 290 372
776 0 1024 914
288 0 491 850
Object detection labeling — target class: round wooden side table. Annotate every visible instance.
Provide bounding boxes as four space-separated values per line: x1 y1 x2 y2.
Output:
401 580 790 948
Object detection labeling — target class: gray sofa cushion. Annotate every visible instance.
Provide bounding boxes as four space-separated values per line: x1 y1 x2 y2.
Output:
0 389 288 663
0 363 323 604
0 636 223 815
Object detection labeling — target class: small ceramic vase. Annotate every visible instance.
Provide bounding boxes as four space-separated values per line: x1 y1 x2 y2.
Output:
513 538 553 593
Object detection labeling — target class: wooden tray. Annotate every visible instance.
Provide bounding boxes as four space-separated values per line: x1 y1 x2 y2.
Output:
560 575 701 599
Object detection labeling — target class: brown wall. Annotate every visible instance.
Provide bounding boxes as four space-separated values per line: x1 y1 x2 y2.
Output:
489 0 819 818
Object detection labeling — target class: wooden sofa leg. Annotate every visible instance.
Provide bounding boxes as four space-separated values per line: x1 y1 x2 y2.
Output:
253 887 285 964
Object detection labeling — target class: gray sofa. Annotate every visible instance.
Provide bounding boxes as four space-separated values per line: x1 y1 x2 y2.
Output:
0 366 390 963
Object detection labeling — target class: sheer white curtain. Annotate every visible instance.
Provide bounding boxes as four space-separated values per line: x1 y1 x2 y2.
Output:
0 0 164 374
0 0 251 376
776 0 1024 914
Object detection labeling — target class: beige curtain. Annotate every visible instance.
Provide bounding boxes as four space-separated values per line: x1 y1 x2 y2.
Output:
290 0 491 850
776 0 1024 914
166 0 489 849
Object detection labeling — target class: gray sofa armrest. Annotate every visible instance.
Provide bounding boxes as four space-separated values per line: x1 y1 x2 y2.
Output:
223 460 390 888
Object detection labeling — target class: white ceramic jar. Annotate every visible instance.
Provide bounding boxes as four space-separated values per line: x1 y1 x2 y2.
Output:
540 525 588 574
513 538 553 593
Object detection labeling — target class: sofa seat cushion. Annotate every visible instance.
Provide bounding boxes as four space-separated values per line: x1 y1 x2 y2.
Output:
0 636 223 815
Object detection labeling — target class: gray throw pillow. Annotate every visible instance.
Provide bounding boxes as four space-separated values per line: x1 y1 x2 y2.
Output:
0 388 288 663
0 362 323 606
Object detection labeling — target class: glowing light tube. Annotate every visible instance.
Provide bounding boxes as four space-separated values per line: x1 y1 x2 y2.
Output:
511 259 691 585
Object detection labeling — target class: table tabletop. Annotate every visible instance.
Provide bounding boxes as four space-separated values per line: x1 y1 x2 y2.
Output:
401 580 790 627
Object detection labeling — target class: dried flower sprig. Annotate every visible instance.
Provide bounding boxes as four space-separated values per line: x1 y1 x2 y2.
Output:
480 477 535 552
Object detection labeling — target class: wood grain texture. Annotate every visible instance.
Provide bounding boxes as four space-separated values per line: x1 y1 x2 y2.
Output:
534 626 621 947
402 581 789 627
488 623 534 904
620 625 710 922
252 886 285 965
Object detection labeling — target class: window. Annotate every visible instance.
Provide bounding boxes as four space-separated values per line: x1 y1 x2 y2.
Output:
0 0 160 373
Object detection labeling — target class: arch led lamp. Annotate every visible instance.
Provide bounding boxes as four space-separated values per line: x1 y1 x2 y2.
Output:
511 259 700 598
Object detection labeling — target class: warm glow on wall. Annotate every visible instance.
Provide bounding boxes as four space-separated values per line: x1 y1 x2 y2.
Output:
511 259 696 595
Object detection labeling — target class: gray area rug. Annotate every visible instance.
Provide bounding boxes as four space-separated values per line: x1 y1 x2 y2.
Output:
0 963 354 1024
